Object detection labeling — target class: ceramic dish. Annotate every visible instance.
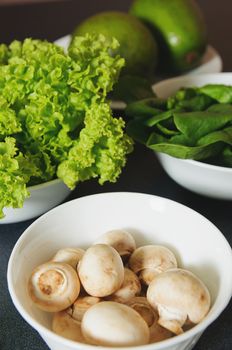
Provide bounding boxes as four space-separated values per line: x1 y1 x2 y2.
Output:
152 73 232 200
7 192 232 350
1 179 71 224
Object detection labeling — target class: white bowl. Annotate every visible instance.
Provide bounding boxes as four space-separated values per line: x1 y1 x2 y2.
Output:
152 72 232 200
1 179 71 224
7 192 232 350
54 35 222 77
156 154 232 200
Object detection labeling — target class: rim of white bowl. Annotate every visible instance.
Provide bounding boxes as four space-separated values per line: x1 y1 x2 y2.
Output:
156 153 232 173
7 192 232 350
27 178 62 191
153 72 232 91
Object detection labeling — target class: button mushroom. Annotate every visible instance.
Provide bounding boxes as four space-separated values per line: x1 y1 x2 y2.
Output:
67 296 101 322
126 297 173 343
149 317 174 344
94 229 136 261
147 268 211 335
126 296 156 327
108 267 141 303
28 261 80 312
129 245 178 285
52 310 86 343
52 247 85 269
81 301 150 346
78 244 124 297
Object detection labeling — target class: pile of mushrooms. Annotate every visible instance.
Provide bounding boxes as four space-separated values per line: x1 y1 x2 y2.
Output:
28 229 211 347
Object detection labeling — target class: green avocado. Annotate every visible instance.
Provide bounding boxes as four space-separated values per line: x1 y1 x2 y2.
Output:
71 11 158 79
130 0 207 73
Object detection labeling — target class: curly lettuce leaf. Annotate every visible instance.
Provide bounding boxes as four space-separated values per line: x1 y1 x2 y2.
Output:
58 102 133 189
68 34 125 101
0 138 40 217
0 96 21 138
0 35 133 215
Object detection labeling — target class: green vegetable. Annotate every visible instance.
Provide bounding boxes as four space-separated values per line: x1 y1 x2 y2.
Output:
126 84 232 167
57 102 132 188
0 35 133 218
112 75 154 104
198 84 232 103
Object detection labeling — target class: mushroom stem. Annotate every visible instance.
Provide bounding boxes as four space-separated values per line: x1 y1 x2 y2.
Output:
157 304 186 335
108 268 141 302
129 245 178 285
67 296 101 322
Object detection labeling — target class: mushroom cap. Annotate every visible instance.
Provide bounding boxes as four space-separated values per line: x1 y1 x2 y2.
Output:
109 268 141 302
129 245 178 285
81 301 150 346
28 262 80 312
147 268 211 334
67 296 101 322
78 244 124 297
94 229 136 260
52 310 86 343
52 247 85 269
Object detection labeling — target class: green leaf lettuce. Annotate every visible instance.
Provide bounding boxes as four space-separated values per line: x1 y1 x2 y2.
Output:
0 35 133 217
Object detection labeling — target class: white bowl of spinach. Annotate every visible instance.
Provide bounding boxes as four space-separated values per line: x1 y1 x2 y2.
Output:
126 73 232 199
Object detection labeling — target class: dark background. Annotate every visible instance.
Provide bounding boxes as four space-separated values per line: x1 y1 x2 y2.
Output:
0 1 231 350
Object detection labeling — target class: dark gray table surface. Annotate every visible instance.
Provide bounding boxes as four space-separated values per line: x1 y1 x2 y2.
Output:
0 1 232 349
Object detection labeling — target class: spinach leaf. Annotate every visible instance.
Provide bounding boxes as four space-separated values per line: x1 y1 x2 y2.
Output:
126 118 151 144
125 97 166 118
207 103 232 113
173 111 232 142
222 146 232 166
113 75 154 103
198 84 232 103
167 87 197 109
146 132 223 159
175 94 215 111
145 109 176 127
125 83 232 167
